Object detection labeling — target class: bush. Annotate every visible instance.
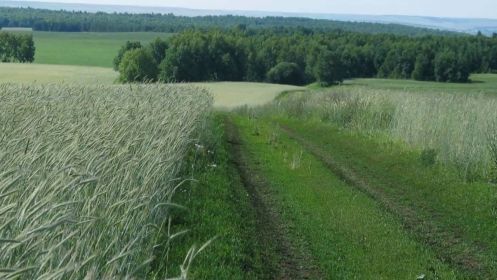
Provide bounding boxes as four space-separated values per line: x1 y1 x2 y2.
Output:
118 48 158 83
266 62 304 85
113 41 142 70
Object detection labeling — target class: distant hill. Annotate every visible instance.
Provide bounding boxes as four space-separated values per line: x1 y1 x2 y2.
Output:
2 1 497 35
0 1 471 36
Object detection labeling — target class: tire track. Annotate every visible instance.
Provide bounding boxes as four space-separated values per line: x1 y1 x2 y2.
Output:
279 124 491 279
225 117 324 280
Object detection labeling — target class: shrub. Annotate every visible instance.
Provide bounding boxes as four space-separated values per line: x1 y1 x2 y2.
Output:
113 41 142 70
119 48 158 83
266 62 304 85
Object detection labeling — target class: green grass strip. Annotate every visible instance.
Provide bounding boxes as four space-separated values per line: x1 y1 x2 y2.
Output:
233 115 459 279
161 115 264 279
277 117 497 278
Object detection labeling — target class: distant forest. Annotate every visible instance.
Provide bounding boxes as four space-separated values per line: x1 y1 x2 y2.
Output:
0 7 457 36
115 29 497 84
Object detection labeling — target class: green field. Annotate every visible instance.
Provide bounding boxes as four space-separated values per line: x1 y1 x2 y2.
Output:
0 63 301 108
193 82 303 109
0 63 118 84
222 81 497 278
33 31 172 67
344 73 497 95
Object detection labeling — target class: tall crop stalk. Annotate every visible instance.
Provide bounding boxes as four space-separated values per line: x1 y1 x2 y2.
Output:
0 83 212 279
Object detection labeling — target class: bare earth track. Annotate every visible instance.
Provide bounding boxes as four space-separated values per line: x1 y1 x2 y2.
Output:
225 117 324 280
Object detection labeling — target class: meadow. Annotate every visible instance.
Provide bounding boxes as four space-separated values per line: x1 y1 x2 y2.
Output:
0 63 118 84
33 32 172 67
343 73 497 95
0 83 212 279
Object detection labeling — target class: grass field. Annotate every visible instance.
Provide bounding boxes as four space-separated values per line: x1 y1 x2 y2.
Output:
193 82 303 109
33 32 172 67
224 83 497 277
231 116 459 279
0 63 118 84
344 73 497 95
0 63 301 108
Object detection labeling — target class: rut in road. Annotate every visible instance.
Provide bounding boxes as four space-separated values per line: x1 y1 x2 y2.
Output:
225 117 324 280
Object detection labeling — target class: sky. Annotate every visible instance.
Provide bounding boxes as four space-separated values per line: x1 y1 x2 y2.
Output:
19 0 497 19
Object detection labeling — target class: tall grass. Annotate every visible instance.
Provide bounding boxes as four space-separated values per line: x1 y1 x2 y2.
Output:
270 87 497 180
0 83 212 279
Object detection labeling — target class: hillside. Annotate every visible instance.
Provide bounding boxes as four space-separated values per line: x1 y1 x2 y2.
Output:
0 3 456 36
3 1 496 35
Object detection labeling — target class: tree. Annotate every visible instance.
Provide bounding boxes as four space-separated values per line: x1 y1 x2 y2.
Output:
118 48 158 83
113 41 142 70
313 50 344 86
434 50 456 82
16 34 35 63
0 32 35 63
434 50 469 83
115 26 497 85
148 37 168 64
412 52 434 81
158 34 208 82
266 62 304 85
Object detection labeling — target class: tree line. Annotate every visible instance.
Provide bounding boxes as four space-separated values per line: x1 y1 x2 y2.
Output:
115 29 497 85
0 7 456 36
0 31 35 62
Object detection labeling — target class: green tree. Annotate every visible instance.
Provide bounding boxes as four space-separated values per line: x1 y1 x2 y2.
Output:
434 50 469 83
148 37 168 64
159 34 208 82
434 50 456 82
118 48 158 83
412 52 434 81
113 41 142 70
313 50 344 86
16 34 35 63
266 62 304 85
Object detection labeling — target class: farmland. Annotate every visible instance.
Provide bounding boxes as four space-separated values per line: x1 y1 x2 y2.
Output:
3 53 497 277
0 83 212 279
33 32 172 67
2 4 497 279
0 63 117 84
344 73 497 95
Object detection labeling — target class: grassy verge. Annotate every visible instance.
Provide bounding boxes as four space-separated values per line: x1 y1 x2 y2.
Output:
277 117 497 277
160 114 264 279
232 115 458 279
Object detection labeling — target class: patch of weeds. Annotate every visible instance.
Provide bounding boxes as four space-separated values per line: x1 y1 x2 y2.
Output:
420 148 438 166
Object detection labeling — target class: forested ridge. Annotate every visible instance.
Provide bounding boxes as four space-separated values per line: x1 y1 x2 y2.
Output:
0 6 457 36
116 29 497 84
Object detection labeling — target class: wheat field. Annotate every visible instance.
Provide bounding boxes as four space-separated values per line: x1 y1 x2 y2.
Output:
0 83 212 279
